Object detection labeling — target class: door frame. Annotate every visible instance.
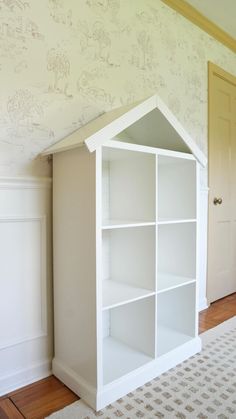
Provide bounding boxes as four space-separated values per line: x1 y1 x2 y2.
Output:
207 62 236 304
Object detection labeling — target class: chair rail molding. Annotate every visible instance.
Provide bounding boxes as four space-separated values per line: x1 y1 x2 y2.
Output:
0 176 52 189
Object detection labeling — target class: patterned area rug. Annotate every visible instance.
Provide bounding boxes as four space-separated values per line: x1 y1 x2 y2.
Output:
47 317 236 419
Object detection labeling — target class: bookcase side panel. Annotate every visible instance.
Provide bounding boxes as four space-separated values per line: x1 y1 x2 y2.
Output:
53 147 97 388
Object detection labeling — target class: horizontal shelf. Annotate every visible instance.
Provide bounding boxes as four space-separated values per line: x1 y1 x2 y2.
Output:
102 219 196 228
158 218 196 225
102 220 156 230
156 326 194 357
103 337 153 385
157 274 196 294
103 280 155 310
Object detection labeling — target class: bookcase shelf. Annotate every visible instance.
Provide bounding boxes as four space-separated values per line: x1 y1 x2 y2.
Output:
103 337 153 385
157 273 196 294
156 326 193 357
103 280 155 310
158 218 196 225
102 220 156 230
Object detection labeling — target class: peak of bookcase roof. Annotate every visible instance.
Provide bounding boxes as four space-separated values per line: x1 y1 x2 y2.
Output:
43 94 207 167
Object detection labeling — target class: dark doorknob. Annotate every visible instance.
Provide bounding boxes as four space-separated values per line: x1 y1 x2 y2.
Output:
213 197 223 205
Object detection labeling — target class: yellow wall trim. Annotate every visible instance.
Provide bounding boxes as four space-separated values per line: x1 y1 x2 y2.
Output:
208 62 236 87
161 0 236 54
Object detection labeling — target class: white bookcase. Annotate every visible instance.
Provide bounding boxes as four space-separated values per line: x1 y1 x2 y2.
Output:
44 95 206 410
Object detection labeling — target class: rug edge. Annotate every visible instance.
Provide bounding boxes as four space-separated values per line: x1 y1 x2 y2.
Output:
200 315 236 346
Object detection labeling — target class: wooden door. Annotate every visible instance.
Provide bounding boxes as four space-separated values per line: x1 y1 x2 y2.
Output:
208 63 236 303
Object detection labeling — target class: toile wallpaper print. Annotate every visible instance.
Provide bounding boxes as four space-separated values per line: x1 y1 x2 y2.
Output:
0 0 235 179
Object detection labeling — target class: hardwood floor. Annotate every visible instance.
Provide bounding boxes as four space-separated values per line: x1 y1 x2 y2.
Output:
199 292 236 333
1 293 236 419
0 377 78 419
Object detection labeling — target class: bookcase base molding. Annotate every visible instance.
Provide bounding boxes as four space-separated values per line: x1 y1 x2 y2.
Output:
53 336 201 410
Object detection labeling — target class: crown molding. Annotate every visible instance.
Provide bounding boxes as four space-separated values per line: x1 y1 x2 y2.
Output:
161 0 236 54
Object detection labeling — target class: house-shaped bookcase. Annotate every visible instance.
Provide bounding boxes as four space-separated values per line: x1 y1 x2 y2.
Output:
44 95 206 410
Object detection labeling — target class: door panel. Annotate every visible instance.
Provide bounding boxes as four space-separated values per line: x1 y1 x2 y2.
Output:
208 63 236 303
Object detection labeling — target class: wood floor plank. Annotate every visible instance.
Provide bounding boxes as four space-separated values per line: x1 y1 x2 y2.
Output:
10 376 78 419
199 292 236 333
0 399 24 419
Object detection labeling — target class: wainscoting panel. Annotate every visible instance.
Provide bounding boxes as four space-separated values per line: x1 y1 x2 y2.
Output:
0 177 52 395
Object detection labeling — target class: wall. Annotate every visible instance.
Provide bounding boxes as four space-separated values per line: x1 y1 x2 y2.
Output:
0 0 236 178
0 0 236 393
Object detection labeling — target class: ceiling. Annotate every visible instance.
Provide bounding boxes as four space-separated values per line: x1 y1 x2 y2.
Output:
185 0 236 39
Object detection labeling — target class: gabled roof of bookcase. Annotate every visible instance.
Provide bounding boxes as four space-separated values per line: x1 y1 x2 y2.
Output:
43 94 207 167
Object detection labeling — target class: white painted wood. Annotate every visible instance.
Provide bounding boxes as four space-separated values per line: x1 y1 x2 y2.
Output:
102 227 156 291
53 147 97 388
53 336 201 411
0 216 47 350
110 297 155 358
102 220 156 229
103 337 153 384
43 94 207 167
156 327 194 357
158 222 196 278
158 218 197 224
43 97 151 155
158 156 196 221
103 280 155 310
0 360 52 397
52 358 97 410
157 274 196 294
156 284 196 356
51 102 202 409
0 177 52 189
102 147 155 224
95 147 103 389
107 139 196 159
99 336 201 410
0 177 52 396
102 297 155 384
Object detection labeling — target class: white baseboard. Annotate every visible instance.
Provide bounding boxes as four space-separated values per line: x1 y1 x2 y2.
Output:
198 297 208 312
0 359 52 396
53 358 97 409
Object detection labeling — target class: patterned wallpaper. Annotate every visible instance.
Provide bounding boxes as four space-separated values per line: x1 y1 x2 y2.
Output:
0 0 235 180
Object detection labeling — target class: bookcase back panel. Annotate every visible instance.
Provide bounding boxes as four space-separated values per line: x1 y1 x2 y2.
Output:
158 156 196 221
102 297 155 357
102 148 155 224
102 226 156 291
157 283 196 337
158 223 196 278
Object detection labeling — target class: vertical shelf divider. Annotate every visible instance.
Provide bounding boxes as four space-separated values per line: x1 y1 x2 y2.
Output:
96 146 103 389
155 153 159 359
